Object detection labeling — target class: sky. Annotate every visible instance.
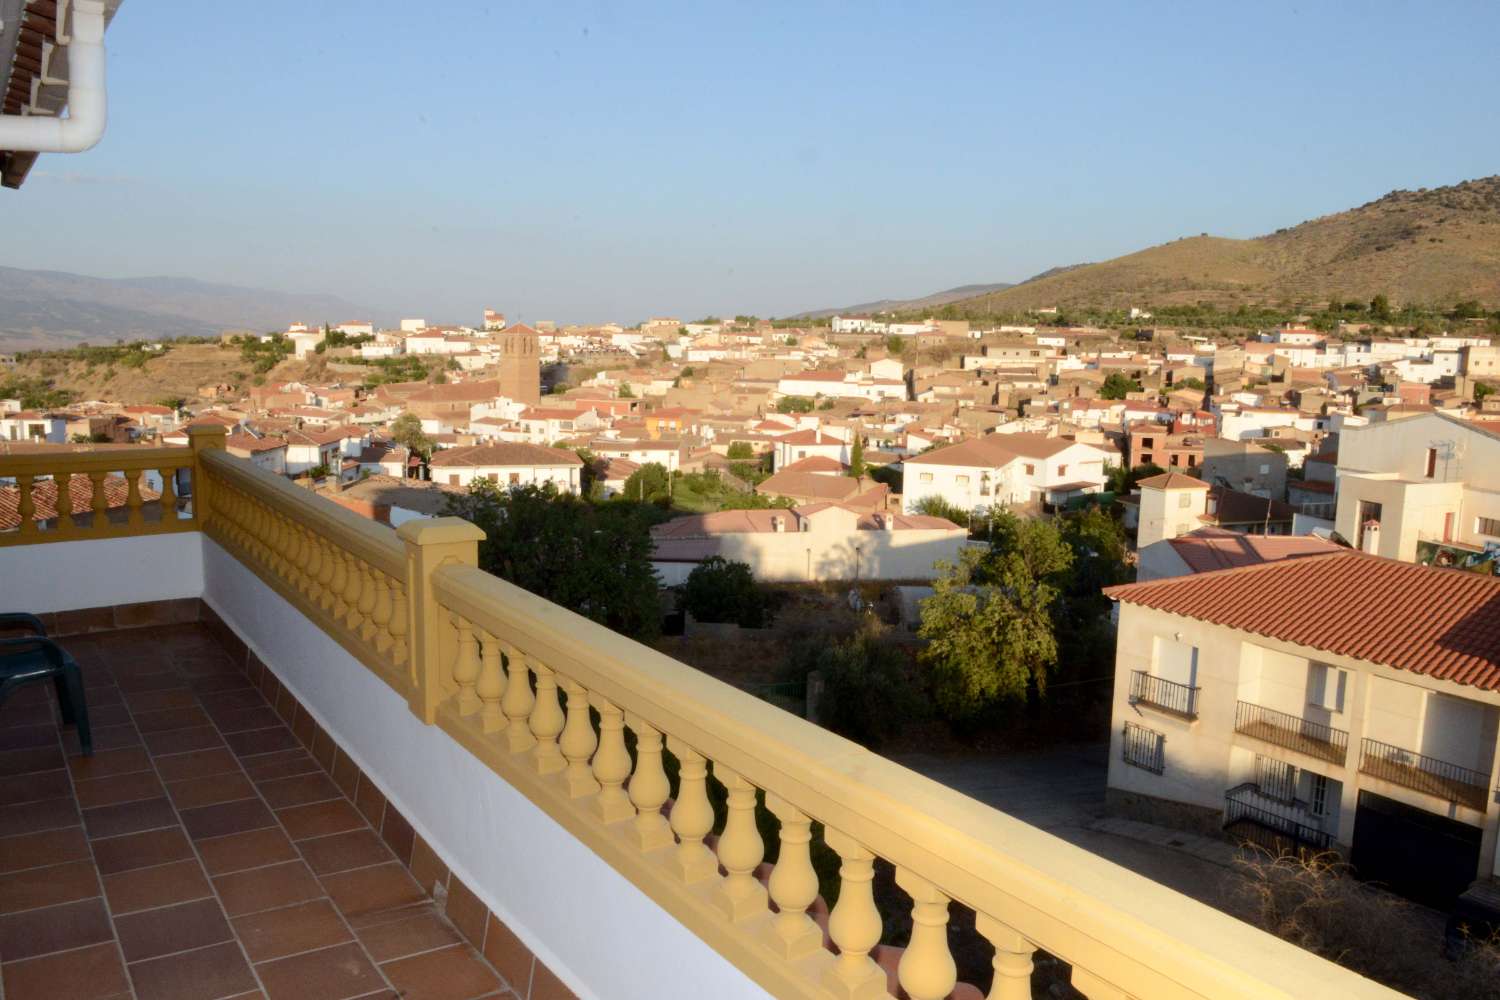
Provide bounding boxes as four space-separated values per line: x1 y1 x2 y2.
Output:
6 0 1500 327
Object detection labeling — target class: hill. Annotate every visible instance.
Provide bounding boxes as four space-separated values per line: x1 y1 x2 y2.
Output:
0 266 377 350
947 176 1500 315
794 281 1015 319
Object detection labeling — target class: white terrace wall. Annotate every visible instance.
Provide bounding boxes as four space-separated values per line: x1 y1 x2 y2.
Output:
7 533 205 613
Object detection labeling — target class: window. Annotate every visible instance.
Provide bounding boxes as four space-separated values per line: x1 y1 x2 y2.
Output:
798 450 807 459
1259 464 1270 474
1310 663 1347 713
1425 448 1437 478
1057 464 1067 477
448 475 460 486
955 475 970 486
1122 722 1165 775
488 472 499 483
1309 773 1330 817
1478 516 1500 538
1141 437 1155 448
1256 756 1298 804
1178 493 1193 508
509 473 520 485
1024 463 1035 475
919 472 933 483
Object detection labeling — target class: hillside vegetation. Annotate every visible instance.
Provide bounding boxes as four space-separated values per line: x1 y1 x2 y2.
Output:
951 176 1500 314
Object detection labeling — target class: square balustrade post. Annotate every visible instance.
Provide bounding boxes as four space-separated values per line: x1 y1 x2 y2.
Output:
188 425 227 528
397 517 486 724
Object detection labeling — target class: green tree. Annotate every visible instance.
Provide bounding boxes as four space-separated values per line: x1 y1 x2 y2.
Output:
443 482 662 640
155 396 187 412
726 441 755 460
1174 377 1206 390
389 412 434 465
776 396 814 414
1099 373 1143 399
912 494 971 528
1452 300 1485 320
1105 462 1164 495
622 462 670 503
918 536 1069 718
618 383 636 399
682 557 767 628
847 436 866 478
1370 294 1392 320
800 628 922 749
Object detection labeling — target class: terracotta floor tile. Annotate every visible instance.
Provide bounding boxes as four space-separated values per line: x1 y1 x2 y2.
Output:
0 768 71 807
128 940 258 1000
65 723 143 754
179 797 276 841
82 795 178 840
116 896 233 961
277 798 366 841
298 829 394 876
123 688 200 713
191 674 254 695
196 826 299 877
0 795 80 837
1 940 131 1000
0 724 59 751
354 775 387 825
75 769 165 809
231 898 352 962
381 943 503 1000
102 857 213 915
213 859 323 917
144 725 224 757
0 702 57 728
68 746 151 780
0 896 114 961
153 747 241 782
409 835 449 898
93 826 195 875
133 706 214 734
166 772 257 811
529 961 579 1000
0 858 100 914
197 689 269 715
258 771 342 809
242 750 321 783
0 826 91 873
356 905 462 962
331 749 361 797
211 706 283 734
225 727 302 758
0 746 66 778
256 941 385 1000
113 671 184 694
321 862 425 918
481 913 535 993
444 877 489 949
87 703 134 728
380 807 415 867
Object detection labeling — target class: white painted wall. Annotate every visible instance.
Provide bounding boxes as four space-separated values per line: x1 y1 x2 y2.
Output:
4 533 204 613
200 540 768 1000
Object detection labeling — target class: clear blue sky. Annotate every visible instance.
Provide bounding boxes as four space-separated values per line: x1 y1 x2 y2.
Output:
8 1 1500 326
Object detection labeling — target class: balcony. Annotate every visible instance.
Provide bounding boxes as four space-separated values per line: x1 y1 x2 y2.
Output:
1233 701 1349 765
1128 670 1200 720
0 431 1401 1000
1358 738 1493 812
1223 783 1333 856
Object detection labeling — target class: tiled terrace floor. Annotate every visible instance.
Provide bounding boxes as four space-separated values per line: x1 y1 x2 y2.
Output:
0 622 520 1000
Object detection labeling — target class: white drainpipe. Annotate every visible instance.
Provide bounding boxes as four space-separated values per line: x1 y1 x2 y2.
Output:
0 0 108 154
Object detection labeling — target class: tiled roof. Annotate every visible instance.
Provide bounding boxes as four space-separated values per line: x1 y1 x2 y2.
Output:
429 443 582 468
1138 473 1209 491
1105 551 1500 691
1166 527 1342 574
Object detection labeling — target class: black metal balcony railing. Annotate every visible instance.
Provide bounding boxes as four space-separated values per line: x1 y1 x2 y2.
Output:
1223 782 1333 855
1129 670 1199 720
1121 721 1166 775
1233 701 1349 765
1358 738 1492 812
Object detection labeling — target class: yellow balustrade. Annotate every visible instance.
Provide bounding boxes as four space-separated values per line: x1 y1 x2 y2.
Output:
1 443 1404 1000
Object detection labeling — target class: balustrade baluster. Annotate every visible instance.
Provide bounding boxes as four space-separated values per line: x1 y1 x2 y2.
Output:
389 578 409 670
328 547 348 617
343 553 364 630
895 868 957 1000
16 474 35 535
125 470 144 528
451 614 482 715
975 914 1035 1000
357 565 378 641
317 539 338 611
501 646 536 753
53 472 74 535
714 765 766 921
558 678 597 796
590 696 632 823
304 529 323 599
624 715 672 852
474 628 506 733
528 660 565 773
823 827 886 999
159 467 177 524
665 738 716 884
765 793 821 957
87 471 107 530
371 573 394 653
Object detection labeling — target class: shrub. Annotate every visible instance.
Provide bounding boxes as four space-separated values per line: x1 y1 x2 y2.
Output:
682 557 767 628
797 628 923 749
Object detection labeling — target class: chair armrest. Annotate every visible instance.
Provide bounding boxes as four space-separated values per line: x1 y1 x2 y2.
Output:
0 635 69 667
0 613 46 636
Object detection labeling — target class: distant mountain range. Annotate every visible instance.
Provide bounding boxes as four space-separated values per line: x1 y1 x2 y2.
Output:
793 282 1017 320
944 176 1500 315
0 267 376 350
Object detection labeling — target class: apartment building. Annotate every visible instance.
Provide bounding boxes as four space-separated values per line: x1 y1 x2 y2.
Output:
1106 552 1500 907
902 433 1110 514
1333 412 1500 561
428 443 583 493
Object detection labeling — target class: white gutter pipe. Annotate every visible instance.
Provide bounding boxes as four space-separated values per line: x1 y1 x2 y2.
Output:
0 0 107 153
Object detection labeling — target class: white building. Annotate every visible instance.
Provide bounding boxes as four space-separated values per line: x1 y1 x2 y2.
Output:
0 412 68 443
902 433 1110 513
1105 551 1500 905
650 504 967 585
429 443 583 493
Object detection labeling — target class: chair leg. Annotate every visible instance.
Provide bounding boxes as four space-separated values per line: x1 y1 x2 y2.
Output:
61 664 91 756
54 672 75 725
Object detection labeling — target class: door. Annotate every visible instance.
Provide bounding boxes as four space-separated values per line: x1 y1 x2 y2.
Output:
1350 791 1481 907
1443 512 1455 543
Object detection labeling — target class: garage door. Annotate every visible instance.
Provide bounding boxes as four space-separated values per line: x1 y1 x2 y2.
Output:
1351 791 1481 907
